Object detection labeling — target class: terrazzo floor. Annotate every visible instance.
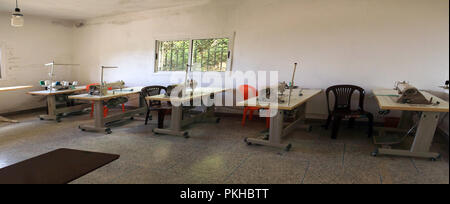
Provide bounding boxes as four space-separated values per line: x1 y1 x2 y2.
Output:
0 109 448 184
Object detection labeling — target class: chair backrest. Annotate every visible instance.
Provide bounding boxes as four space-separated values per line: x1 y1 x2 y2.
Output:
326 85 366 113
238 85 258 101
141 86 167 107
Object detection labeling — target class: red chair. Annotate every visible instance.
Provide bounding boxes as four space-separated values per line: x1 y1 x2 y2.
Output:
86 84 125 118
239 85 270 129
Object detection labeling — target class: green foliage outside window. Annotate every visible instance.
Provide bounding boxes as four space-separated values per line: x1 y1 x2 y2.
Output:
157 38 230 72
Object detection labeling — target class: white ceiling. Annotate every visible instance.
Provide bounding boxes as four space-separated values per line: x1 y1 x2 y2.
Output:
0 0 210 20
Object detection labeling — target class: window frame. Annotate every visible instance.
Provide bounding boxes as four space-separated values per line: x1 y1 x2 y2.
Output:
154 33 235 73
0 43 6 80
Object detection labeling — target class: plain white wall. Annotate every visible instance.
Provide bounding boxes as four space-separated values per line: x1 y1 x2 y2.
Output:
71 0 449 120
0 12 75 114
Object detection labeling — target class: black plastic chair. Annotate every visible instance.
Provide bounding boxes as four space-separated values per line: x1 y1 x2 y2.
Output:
141 86 171 129
324 85 374 139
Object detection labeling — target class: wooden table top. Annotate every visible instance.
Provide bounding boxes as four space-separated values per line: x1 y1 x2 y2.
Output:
147 87 228 103
69 87 143 101
373 89 449 113
0 86 33 93
237 89 322 111
28 86 87 96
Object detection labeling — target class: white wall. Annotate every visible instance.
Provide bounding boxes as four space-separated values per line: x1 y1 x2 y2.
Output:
0 12 74 114
71 0 449 120
1 0 448 122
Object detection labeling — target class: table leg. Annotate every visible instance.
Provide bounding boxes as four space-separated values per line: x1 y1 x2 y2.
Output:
245 109 293 151
79 100 111 134
39 95 90 122
153 105 189 137
0 116 19 123
39 95 60 122
374 111 441 160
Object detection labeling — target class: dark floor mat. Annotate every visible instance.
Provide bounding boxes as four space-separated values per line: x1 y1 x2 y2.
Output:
0 148 119 184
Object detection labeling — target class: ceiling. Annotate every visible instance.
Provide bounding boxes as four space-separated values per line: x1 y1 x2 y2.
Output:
0 0 210 20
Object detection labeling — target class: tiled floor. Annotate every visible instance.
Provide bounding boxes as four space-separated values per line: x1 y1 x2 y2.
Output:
0 110 448 184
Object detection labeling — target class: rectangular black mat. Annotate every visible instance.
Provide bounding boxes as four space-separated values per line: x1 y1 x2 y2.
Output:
0 148 120 184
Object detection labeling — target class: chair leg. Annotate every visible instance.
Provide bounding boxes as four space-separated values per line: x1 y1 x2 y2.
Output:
144 109 151 125
324 114 332 130
331 117 342 139
348 118 356 128
158 110 166 129
249 110 254 121
104 107 109 118
242 108 249 126
367 113 374 138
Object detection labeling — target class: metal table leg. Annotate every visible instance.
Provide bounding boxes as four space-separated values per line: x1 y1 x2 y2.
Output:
244 104 310 151
0 116 19 123
39 95 59 122
39 95 90 122
79 100 111 134
374 111 442 160
152 94 221 138
153 105 189 137
245 109 293 151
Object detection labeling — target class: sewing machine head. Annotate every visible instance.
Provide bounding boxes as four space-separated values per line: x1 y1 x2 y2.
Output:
40 80 79 91
166 85 180 97
178 80 198 91
104 80 125 90
258 86 287 104
89 80 125 96
278 82 287 96
394 82 432 105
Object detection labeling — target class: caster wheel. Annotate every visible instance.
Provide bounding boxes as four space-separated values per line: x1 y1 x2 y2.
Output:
56 119 61 123
40 118 44 121
431 155 441 162
371 151 378 157
183 132 190 138
216 118 221 124
285 144 292 152
244 138 252 146
152 129 160 135
81 129 86 132
130 117 134 120
106 129 112 134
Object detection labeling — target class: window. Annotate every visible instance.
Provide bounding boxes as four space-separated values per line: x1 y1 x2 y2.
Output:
156 40 190 72
0 46 4 80
156 37 232 72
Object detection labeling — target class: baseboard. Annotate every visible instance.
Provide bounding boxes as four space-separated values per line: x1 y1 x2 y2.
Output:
1 106 47 117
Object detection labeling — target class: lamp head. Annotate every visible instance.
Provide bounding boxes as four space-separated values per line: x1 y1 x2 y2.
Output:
11 1 24 27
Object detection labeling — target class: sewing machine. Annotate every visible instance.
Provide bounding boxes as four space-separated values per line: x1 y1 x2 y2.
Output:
258 80 305 104
39 80 79 91
394 82 432 105
89 80 125 96
165 80 198 97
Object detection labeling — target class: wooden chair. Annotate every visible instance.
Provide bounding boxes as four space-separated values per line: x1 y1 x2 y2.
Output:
324 85 374 139
141 86 172 129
